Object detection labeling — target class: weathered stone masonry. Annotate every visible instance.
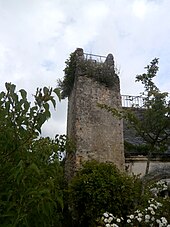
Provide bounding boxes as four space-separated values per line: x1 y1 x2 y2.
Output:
66 48 125 179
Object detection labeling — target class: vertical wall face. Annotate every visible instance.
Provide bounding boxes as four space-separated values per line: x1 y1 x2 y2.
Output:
66 49 125 178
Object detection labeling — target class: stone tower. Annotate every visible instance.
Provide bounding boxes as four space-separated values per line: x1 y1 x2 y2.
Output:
66 48 125 178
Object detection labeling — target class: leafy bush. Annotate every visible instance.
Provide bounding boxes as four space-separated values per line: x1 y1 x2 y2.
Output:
68 161 142 227
0 83 65 226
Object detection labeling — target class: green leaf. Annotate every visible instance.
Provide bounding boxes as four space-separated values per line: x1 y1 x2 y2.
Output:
29 163 40 175
0 91 5 100
53 88 61 101
19 89 27 99
50 98 56 109
43 87 49 95
9 83 16 93
5 101 10 112
5 82 11 91
13 160 25 185
12 93 18 103
23 101 30 113
43 102 49 112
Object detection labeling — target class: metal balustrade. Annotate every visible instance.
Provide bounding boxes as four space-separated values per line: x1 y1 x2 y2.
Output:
83 52 106 63
121 95 144 108
122 94 170 108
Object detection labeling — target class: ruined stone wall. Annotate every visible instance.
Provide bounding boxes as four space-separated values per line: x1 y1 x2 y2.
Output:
66 49 125 179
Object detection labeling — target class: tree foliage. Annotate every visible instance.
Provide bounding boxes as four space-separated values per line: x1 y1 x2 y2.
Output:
99 58 170 175
68 161 142 227
134 58 170 174
0 83 65 226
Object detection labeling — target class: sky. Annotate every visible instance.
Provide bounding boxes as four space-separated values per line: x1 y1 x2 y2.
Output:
0 0 170 137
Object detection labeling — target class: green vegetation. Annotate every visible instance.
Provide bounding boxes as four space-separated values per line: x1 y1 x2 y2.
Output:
124 140 150 155
68 161 142 227
0 83 64 226
126 58 170 175
58 51 117 99
99 58 170 175
58 51 77 99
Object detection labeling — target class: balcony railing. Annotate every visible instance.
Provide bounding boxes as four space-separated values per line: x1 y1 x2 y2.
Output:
121 95 144 108
83 52 106 63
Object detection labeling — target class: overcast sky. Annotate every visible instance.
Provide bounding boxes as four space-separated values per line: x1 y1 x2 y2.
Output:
0 0 170 137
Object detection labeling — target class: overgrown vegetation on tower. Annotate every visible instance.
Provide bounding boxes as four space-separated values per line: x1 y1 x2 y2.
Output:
58 51 77 99
58 49 118 99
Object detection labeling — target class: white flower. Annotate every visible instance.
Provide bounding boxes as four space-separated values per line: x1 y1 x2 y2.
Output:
138 213 143 217
111 224 119 227
106 224 111 227
135 209 140 213
150 204 157 209
127 219 131 223
104 212 109 218
161 217 167 224
151 217 155 221
148 206 154 211
104 218 108 223
145 215 150 220
151 210 155 215
108 217 113 223
149 198 154 203
156 219 161 224
156 202 162 207
129 214 134 219
137 217 142 222
116 218 121 223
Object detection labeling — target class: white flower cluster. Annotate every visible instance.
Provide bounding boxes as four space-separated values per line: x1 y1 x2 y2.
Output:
101 212 122 227
150 180 168 196
101 198 170 227
156 181 168 193
126 198 168 226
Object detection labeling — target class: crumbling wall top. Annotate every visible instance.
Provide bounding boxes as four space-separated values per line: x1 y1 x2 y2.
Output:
58 48 120 99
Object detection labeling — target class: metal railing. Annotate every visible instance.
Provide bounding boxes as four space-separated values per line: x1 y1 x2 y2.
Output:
121 95 144 108
122 94 170 108
83 52 106 63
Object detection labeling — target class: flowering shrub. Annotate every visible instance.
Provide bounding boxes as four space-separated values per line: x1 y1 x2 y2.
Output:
101 197 170 227
150 180 168 197
99 179 170 227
